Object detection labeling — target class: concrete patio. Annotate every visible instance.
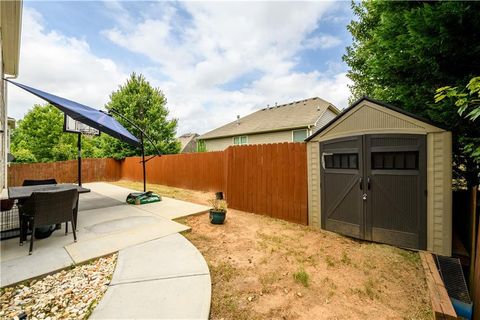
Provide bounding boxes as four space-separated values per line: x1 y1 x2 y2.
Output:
0 182 209 287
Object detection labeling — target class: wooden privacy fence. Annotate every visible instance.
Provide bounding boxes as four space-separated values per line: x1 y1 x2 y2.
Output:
7 143 308 224
120 151 225 192
225 143 307 225
8 158 121 187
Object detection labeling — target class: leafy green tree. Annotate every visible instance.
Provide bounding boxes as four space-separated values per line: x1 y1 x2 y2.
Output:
11 104 103 163
343 1 480 186
435 76 480 165
102 73 180 159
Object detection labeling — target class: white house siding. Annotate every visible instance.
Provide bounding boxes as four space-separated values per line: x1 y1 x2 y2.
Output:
203 129 309 151
312 109 337 133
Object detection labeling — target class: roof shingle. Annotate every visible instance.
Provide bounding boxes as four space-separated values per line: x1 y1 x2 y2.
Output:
199 97 338 139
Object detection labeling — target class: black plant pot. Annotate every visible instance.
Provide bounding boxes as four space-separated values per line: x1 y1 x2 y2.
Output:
209 209 226 224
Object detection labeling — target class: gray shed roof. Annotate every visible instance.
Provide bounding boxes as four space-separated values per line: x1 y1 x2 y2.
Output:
199 97 339 140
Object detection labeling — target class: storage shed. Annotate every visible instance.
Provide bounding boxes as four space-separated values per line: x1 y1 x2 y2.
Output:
305 97 452 256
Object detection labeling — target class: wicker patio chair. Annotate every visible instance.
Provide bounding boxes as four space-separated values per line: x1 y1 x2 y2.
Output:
18 179 58 243
19 188 78 255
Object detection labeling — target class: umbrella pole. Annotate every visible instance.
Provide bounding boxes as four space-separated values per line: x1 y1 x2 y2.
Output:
141 132 146 192
77 133 82 187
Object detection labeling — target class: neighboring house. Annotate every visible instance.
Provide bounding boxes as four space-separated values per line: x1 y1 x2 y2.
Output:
198 97 340 151
178 133 199 153
1 0 23 190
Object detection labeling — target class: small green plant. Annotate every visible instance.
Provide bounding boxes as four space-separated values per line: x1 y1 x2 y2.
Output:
293 268 310 287
208 198 228 212
341 251 351 265
325 255 336 267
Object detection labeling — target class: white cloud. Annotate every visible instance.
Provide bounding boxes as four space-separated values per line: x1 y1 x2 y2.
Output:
102 2 351 135
303 34 342 50
8 7 128 121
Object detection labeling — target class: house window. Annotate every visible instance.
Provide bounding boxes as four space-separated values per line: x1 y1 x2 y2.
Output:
371 151 418 170
324 153 358 169
233 135 248 145
292 129 308 142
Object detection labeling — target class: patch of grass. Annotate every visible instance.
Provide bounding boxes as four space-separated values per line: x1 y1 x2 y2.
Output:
259 272 279 293
283 247 317 266
322 277 337 299
364 278 377 300
293 268 310 287
340 251 351 265
256 231 284 245
324 255 336 268
351 278 378 300
396 249 420 265
210 261 237 283
211 293 252 320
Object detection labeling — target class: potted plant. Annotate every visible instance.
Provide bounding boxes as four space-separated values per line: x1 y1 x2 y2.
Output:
208 198 227 224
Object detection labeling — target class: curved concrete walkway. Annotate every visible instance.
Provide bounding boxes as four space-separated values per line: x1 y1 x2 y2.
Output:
91 232 211 319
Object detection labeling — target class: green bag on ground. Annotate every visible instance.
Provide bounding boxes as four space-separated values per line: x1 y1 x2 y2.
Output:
126 191 162 205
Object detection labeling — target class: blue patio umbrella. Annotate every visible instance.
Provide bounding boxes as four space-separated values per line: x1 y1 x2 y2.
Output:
5 79 158 192
5 80 141 147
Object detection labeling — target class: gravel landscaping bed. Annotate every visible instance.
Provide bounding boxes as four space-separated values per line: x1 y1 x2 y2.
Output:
0 254 117 320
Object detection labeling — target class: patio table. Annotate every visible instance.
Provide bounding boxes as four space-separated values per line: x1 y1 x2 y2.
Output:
8 184 90 235
8 184 90 200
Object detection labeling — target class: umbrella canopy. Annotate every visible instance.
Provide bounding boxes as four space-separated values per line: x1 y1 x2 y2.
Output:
6 80 141 147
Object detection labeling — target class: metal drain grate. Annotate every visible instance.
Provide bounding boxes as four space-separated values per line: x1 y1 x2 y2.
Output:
435 255 471 304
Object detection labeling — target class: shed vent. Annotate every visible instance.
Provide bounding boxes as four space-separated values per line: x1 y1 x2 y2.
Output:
435 255 472 319
435 255 471 304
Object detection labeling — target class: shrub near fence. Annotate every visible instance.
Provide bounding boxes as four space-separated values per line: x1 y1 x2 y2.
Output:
7 143 308 225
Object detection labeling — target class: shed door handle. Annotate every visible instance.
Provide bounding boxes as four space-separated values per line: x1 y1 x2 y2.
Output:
359 177 363 190
367 177 371 190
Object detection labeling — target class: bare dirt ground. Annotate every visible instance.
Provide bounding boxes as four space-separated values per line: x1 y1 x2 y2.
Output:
115 181 432 320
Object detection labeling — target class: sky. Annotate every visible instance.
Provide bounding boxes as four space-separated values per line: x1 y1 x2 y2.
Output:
8 1 355 136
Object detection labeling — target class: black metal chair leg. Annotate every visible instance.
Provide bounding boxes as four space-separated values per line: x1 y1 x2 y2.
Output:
19 216 24 246
71 220 77 242
65 221 68 235
29 221 35 255
73 199 79 231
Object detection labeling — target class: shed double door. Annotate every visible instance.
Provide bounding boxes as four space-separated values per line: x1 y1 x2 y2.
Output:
320 134 426 250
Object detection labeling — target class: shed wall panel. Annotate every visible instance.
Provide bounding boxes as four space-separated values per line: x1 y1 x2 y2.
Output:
427 131 452 256
307 142 321 227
